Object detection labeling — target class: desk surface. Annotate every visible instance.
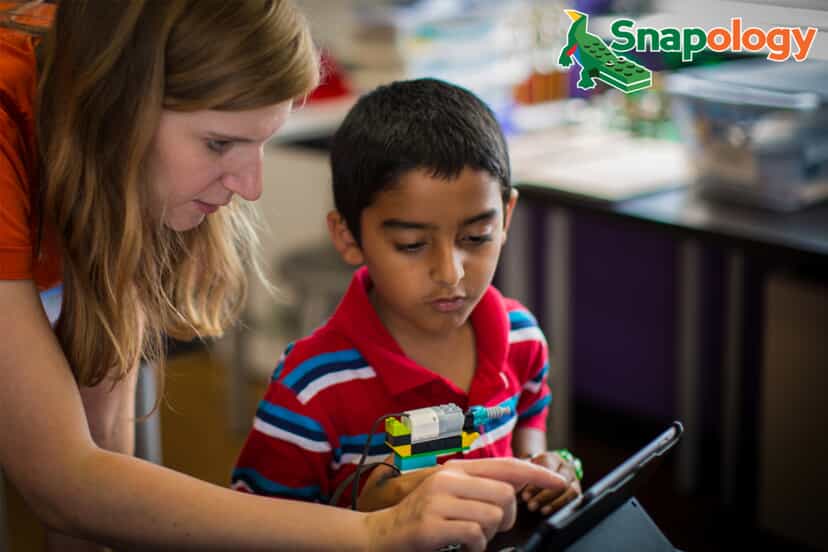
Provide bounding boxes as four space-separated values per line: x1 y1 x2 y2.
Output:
517 184 828 266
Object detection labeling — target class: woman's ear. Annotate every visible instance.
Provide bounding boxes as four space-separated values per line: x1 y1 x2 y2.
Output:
501 188 519 244
326 210 365 266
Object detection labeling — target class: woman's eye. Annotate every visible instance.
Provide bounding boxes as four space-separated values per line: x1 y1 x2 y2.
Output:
206 139 232 153
394 242 426 253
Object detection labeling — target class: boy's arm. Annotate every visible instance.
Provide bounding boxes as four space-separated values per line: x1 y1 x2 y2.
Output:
356 458 440 512
512 427 547 458
507 306 581 513
511 307 552 436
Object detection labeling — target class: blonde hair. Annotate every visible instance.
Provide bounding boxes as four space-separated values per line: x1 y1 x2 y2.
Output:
33 0 319 386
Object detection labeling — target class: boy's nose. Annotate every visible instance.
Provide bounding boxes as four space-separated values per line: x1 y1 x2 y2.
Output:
222 149 263 201
431 244 464 287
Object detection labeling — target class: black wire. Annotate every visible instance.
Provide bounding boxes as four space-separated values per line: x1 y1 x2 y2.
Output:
329 461 401 507
350 412 405 510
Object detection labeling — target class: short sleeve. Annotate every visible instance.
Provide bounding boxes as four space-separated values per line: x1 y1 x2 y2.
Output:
0 106 35 281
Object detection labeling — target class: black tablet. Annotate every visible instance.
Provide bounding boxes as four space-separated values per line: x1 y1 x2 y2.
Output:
518 421 683 552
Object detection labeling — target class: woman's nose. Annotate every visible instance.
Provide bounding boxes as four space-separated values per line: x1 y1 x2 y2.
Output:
222 149 263 201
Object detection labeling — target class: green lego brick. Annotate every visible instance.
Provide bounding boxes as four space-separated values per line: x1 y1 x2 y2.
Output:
597 56 652 93
385 417 410 438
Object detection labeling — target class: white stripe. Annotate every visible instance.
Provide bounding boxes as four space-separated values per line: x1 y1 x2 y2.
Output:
331 452 389 470
509 326 547 345
297 366 377 404
523 380 543 394
467 416 518 453
253 417 331 453
231 480 253 493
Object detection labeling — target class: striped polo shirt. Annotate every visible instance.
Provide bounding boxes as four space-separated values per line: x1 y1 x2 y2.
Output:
232 266 551 507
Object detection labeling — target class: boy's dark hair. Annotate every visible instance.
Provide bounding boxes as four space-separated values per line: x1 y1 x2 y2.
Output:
330 78 511 245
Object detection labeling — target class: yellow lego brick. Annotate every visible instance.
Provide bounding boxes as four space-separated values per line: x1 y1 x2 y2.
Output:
388 443 412 458
462 431 480 448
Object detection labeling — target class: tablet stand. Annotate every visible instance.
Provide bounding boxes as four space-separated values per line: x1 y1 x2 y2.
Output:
522 497 677 551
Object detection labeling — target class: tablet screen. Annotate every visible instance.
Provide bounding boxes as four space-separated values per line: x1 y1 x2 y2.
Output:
519 421 683 551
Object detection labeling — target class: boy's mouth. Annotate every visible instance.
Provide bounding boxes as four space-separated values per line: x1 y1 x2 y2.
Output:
429 296 467 313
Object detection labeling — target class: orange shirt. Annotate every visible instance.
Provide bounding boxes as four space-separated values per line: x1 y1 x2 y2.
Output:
0 7 60 291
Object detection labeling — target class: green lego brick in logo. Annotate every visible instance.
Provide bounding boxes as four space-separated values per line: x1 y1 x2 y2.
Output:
558 9 653 93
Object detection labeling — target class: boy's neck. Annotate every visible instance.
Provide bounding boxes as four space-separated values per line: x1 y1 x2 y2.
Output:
369 289 477 392
394 321 477 394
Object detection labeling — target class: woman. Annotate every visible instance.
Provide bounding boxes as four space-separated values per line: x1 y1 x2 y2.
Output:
0 1 565 551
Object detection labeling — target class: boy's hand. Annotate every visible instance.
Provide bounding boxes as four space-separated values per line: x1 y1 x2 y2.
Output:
519 451 581 515
357 455 440 512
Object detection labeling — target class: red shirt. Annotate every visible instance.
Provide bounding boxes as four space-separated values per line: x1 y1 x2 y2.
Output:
0 8 61 290
232 266 551 506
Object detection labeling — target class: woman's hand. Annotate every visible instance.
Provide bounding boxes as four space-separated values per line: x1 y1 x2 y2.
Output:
363 457 566 552
519 451 582 515
357 456 439 512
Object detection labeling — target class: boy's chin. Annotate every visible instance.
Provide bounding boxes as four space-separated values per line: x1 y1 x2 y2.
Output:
419 309 474 333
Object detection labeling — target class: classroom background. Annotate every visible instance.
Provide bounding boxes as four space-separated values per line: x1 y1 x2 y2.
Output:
4 0 827 550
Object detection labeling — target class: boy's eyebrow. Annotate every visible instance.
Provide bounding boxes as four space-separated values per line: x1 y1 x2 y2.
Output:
381 209 498 230
461 209 497 226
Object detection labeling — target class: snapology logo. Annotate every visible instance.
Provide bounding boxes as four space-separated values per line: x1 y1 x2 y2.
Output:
558 9 819 94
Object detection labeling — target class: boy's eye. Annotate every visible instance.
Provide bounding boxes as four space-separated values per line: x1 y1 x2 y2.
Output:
462 234 493 246
206 139 232 154
394 242 426 253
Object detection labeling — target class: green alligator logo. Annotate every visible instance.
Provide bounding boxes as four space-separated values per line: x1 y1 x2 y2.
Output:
558 9 652 93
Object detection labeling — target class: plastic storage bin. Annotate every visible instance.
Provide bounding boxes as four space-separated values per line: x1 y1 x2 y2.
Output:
667 59 828 212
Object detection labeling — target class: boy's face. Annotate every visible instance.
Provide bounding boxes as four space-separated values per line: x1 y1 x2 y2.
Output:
329 167 518 340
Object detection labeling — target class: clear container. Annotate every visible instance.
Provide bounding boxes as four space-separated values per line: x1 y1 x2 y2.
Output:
667 59 828 212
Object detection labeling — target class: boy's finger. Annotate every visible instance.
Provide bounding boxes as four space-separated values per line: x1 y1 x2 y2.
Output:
520 484 538 502
556 462 577 485
526 485 567 511
538 485 581 515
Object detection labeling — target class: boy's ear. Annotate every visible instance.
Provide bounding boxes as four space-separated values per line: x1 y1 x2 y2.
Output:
501 188 519 244
326 210 365 266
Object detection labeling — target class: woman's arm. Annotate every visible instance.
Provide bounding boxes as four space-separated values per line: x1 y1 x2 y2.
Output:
0 280 564 551
46 352 140 551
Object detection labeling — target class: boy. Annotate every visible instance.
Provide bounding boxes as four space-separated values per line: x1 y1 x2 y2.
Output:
232 79 580 514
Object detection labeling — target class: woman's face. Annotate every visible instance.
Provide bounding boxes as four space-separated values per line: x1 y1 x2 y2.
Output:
148 101 292 231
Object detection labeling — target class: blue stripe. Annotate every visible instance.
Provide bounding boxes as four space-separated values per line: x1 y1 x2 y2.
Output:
291 358 369 394
508 310 538 331
531 362 549 383
256 401 327 442
519 395 552 421
232 467 322 501
271 342 295 381
282 349 366 392
341 433 389 455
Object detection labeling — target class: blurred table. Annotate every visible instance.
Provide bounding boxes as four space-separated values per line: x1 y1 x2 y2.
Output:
501 178 828 513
